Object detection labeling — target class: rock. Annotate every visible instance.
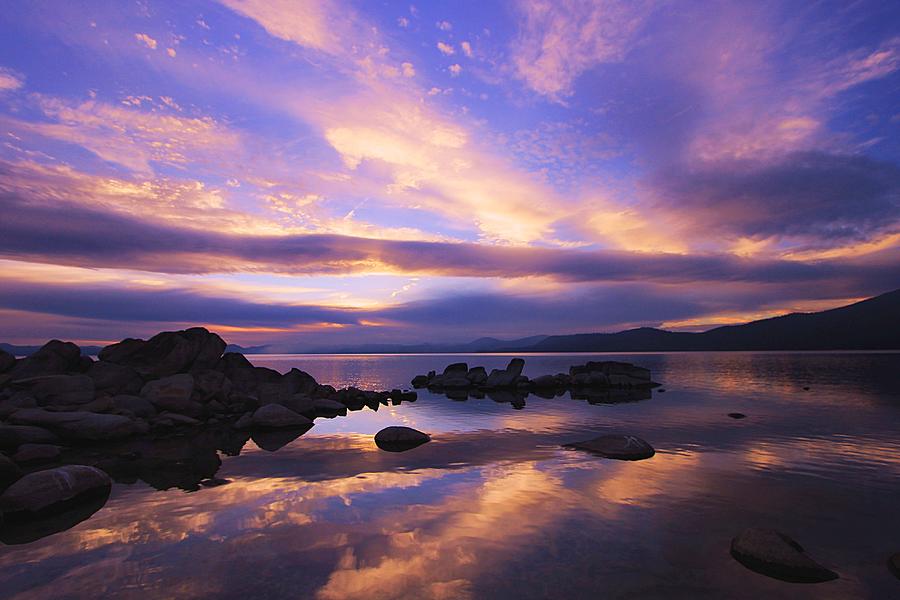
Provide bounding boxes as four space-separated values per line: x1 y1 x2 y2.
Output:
466 366 487 384
215 352 258 393
313 398 347 417
159 412 200 426
484 358 525 389
141 374 200 417
657 388 666 392
570 361 652 387
0 465 112 516
12 443 61 464
282 368 318 396
730 528 838 583
0 349 16 373
440 375 472 389
888 553 900 580
530 374 559 389
728 412 747 419
257 381 292 406
280 394 316 417
233 412 254 430
10 409 140 441
100 328 225 378
566 434 655 460
192 369 232 403
411 375 429 388
374 426 431 452
0 425 60 450
13 374 95 407
443 362 468 375
88 361 143 396
9 340 82 379
0 453 22 489
111 395 157 418
250 404 313 429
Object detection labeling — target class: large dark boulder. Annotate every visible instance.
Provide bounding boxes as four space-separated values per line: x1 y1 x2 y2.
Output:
565 434 655 460
99 328 225 378
12 443 61 464
247 404 313 429
10 409 141 441
141 374 200 417
0 465 111 515
191 369 232 403
0 453 22 490
570 361 652 387
484 358 525 389
88 361 143 396
282 368 318 396
374 426 430 452
13 374 95 407
0 425 60 451
0 349 15 373
214 352 277 393
9 340 82 379
110 395 157 418
730 528 838 583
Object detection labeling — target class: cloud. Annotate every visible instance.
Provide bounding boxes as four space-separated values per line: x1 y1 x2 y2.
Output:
510 0 653 99
401 62 415 77
0 67 24 91
436 21 452 32
437 41 455 56
448 64 461 77
460 41 472 58
653 151 900 243
134 33 158 49
218 0 344 55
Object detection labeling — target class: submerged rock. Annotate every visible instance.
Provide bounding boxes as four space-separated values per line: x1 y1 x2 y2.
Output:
730 528 838 583
374 426 431 452
565 434 655 460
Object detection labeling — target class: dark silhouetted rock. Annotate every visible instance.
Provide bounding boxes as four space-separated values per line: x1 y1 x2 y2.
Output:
257 381 291 406
374 426 431 452
111 395 157 418
466 366 487 384
443 362 468 375
88 361 143 396
411 375 429 388
484 358 525 389
566 434 655 460
888 553 900 580
215 352 258 393
192 369 232 403
0 425 59 451
12 443 61 464
141 374 200 417
14 374 95 407
10 409 140 441
283 368 318 396
530 374 559 389
0 453 22 489
10 340 82 379
728 412 747 419
730 528 838 583
0 465 111 515
313 398 347 417
0 349 15 373
250 404 313 429
100 328 225 378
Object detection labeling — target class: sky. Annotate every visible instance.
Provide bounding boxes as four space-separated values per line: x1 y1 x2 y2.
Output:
0 0 899 350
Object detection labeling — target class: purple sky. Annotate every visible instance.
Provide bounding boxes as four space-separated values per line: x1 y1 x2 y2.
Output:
1 1 899 349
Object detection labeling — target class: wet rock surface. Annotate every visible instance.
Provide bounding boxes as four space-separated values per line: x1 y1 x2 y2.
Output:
565 434 656 460
374 426 431 452
730 528 839 583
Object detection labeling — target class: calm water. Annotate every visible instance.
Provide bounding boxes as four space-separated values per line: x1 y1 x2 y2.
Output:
1 352 899 599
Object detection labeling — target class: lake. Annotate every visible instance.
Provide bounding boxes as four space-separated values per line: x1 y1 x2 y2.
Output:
1 352 899 599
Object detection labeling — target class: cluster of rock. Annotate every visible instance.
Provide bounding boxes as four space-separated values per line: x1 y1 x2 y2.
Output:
412 359 657 407
0 328 420 539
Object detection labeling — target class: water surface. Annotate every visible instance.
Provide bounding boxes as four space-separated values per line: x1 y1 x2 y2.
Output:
1 352 899 599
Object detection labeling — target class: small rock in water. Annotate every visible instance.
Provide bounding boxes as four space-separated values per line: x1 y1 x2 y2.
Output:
728 412 747 419
802 386 811 391
374 426 431 452
565 434 655 460
730 528 838 583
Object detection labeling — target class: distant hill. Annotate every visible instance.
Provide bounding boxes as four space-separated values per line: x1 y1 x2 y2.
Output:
508 289 900 352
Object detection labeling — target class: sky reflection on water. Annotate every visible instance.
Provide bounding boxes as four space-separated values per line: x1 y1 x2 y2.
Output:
0 352 899 599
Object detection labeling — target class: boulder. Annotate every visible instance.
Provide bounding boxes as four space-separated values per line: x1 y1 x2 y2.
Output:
0 453 22 489
9 340 82 379
88 361 143 396
313 398 347 417
0 425 60 450
282 368 318 396
484 358 525 389
191 369 232 403
12 443 61 464
374 426 431 452
100 328 225 378
730 528 838 583
257 381 292 406
443 362 468 375
566 434 655 460
249 404 313 429
0 349 15 373
215 352 258 393
0 465 111 516
111 395 157 418
411 375 429 388
141 374 200 417
530 374 559 389
466 366 487 384
10 409 140 441
728 412 747 419
280 394 315 417
14 374 95 406
570 361 652 387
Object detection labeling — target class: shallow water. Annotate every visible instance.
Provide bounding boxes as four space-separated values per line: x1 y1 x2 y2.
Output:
1 352 899 599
